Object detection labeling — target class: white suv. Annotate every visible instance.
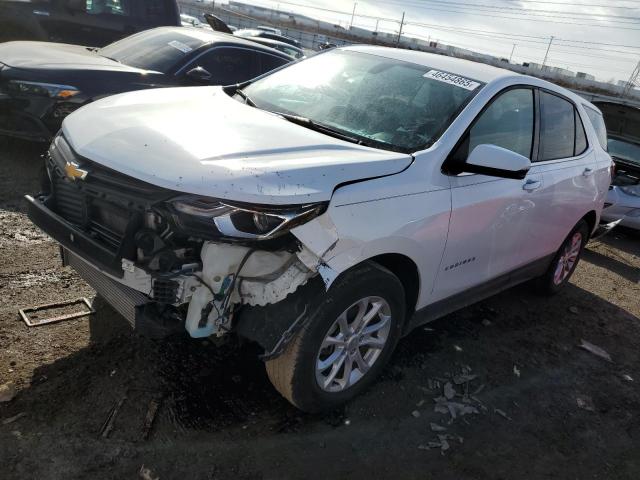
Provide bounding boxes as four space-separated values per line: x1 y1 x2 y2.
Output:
27 46 612 411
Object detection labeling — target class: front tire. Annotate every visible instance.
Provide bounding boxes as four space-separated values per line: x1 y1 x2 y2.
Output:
536 219 590 295
265 262 405 412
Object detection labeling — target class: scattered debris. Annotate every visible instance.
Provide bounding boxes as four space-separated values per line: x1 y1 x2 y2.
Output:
416 399 425 407
453 374 477 385
513 365 521 378
0 382 16 403
344 419 351 426
2 412 26 425
141 398 161 440
443 382 456 400
99 396 126 439
579 339 612 362
494 408 512 421
411 410 421 418
576 395 596 412
453 345 463 352
481 319 492 327
569 306 580 315
622 374 634 382
139 465 160 480
430 422 447 432
19 297 94 327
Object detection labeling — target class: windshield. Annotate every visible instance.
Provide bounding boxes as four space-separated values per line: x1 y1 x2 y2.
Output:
608 138 640 165
242 50 483 152
98 29 208 73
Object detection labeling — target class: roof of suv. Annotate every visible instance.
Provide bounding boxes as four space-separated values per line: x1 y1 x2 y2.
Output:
342 45 521 84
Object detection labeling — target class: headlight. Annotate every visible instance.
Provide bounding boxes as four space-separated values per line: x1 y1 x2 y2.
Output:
168 196 327 240
620 185 640 197
7 80 80 99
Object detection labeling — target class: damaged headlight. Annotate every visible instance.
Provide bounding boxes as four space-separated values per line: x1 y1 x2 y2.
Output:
168 196 327 240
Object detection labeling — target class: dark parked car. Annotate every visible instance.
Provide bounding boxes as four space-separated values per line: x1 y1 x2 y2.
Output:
0 0 181 46
0 27 294 142
234 28 302 48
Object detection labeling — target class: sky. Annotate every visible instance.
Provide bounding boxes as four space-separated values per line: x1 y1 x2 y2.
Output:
227 0 640 83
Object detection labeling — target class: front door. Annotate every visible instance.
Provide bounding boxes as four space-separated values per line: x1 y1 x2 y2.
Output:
432 87 543 302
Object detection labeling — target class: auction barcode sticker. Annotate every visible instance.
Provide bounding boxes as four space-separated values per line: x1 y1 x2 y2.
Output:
424 70 480 91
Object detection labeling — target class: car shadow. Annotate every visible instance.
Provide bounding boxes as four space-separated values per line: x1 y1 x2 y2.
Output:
0 137 47 214
5 278 637 446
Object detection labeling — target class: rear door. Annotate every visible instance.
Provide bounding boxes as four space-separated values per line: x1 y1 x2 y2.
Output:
525 90 598 261
432 87 543 301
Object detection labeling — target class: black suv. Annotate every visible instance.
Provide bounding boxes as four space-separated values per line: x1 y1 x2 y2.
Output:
0 0 181 47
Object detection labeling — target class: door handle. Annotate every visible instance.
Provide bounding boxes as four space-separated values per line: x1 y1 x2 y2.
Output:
583 168 594 177
523 179 542 191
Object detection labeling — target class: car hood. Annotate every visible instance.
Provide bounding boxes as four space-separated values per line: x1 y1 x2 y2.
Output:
0 41 145 72
62 86 414 205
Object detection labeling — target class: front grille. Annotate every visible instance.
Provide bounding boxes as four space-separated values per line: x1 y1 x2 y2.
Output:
53 175 86 225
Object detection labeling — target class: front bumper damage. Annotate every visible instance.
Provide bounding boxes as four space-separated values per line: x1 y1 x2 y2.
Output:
25 190 331 353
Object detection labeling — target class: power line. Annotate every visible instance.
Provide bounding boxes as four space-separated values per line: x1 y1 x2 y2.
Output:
391 0 640 22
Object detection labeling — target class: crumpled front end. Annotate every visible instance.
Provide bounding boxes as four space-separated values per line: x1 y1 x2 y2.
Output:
26 134 333 348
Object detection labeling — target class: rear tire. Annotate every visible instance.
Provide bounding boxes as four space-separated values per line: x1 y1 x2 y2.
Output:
536 219 589 295
265 262 405 412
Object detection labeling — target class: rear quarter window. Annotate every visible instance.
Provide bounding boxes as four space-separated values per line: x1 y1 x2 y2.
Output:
584 106 608 151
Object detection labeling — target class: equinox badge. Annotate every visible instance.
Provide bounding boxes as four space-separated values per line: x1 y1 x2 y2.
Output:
64 162 88 181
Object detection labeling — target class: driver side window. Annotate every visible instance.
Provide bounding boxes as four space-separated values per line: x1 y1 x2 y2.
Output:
467 88 534 159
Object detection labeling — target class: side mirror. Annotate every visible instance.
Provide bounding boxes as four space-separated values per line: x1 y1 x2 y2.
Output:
464 144 531 180
66 0 85 12
185 67 212 84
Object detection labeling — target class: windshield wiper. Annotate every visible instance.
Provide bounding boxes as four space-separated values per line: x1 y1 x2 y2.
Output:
273 112 369 146
235 89 256 107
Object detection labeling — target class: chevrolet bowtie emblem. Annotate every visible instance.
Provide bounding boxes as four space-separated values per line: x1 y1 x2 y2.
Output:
64 162 88 181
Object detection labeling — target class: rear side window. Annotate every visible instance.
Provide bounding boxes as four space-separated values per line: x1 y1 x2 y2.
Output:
539 91 575 161
575 112 588 156
584 106 608 151
257 52 289 74
467 88 534 159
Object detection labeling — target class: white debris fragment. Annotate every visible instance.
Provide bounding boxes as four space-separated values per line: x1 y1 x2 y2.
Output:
576 395 595 412
622 374 633 382
430 422 447 432
444 382 456 400
494 408 512 421
513 365 521 378
579 339 612 362
411 410 421 418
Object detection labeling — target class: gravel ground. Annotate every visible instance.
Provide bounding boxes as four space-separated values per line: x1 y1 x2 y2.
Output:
0 138 639 480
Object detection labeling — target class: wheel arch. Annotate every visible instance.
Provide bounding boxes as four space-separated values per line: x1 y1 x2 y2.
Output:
367 253 420 318
582 210 598 237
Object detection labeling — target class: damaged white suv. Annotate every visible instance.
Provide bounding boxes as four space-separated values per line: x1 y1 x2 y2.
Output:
27 47 612 411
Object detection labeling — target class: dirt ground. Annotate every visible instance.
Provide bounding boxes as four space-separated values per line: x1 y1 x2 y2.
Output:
0 138 639 480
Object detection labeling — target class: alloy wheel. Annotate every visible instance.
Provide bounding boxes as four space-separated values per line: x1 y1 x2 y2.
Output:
315 296 392 393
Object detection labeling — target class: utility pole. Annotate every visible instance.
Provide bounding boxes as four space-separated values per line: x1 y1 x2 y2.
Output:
509 44 516 63
542 35 554 69
396 11 405 46
623 61 640 98
349 2 357 30
374 19 379 33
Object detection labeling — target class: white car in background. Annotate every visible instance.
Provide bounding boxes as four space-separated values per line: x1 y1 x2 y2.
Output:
601 136 640 230
27 46 612 411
